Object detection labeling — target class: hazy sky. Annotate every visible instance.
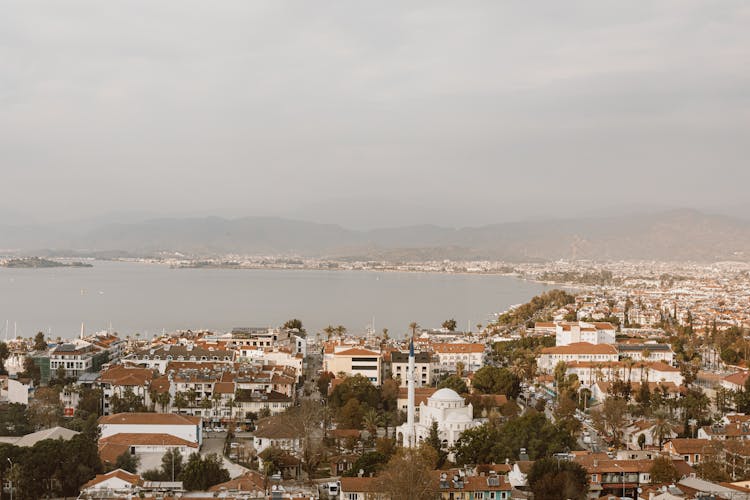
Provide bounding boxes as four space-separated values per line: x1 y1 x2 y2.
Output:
2 1 749 228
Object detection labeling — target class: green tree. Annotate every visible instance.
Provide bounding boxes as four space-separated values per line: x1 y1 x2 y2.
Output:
283 319 304 332
527 458 589 500
649 456 680 483
471 366 521 398
114 451 140 473
442 319 457 332
329 374 380 410
0 342 9 375
650 412 673 450
161 448 184 481
179 452 229 491
110 388 149 413
33 332 47 351
343 451 388 477
452 413 576 465
437 375 468 394
425 420 447 468
19 356 41 386
337 398 365 429
376 446 438 500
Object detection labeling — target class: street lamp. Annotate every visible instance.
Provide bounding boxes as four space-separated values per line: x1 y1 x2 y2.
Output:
7 457 13 500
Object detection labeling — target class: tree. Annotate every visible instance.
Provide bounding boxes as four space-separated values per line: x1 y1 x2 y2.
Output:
409 322 419 339
637 433 646 450
471 366 521 398
110 388 148 413
649 456 680 483
343 451 388 477
27 386 62 429
425 420 448 468
376 446 439 500
174 392 188 413
317 372 334 398
337 399 365 429
452 413 576 465
161 448 184 481
527 458 589 500
33 332 47 351
19 356 41 386
329 374 380 411
442 319 457 332
590 397 627 449
0 341 9 375
362 408 383 438
651 412 673 450
283 319 304 332
179 452 229 491
437 375 468 395
114 451 140 473
0 403 32 436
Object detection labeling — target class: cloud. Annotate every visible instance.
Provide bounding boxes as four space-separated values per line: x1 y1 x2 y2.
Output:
0 1 748 226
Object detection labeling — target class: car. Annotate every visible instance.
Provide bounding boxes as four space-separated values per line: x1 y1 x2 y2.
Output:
213 426 226 432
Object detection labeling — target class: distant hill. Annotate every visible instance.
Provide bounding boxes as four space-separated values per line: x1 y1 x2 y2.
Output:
2 209 750 261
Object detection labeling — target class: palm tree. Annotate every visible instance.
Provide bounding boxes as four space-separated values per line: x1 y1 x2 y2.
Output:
323 325 335 340
456 361 465 378
382 328 389 341
624 358 635 383
409 322 419 340
651 411 672 450
174 392 188 413
362 408 383 438
186 387 198 407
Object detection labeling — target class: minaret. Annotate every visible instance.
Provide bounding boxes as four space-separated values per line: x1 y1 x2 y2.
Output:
406 337 416 446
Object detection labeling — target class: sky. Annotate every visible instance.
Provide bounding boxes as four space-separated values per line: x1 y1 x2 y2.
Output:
1 1 749 229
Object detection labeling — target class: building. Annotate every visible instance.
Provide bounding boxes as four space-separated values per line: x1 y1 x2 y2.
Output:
432 343 486 373
324 347 383 385
49 342 98 378
663 439 713 466
555 321 616 346
537 343 619 373
98 412 203 446
124 344 234 374
80 469 142 497
389 350 436 387
397 341 481 455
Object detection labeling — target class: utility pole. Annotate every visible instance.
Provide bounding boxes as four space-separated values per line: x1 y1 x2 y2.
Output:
7 457 13 500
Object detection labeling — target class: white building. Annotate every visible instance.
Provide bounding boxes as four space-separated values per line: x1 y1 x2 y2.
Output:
324 347 383 385
98 412 203 446
555 321 616 346
537 343 619 374
397 341 482 455
432 343 486 373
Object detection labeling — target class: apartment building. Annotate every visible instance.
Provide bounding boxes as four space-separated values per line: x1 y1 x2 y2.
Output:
324 347 383 385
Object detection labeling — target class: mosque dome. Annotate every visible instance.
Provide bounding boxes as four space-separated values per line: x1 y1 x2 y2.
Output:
429 388 464 402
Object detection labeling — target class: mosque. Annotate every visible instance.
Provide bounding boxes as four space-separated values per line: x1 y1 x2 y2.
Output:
396 340 482 449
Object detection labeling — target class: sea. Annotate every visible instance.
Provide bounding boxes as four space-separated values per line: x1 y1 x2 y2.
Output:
0 260 553 339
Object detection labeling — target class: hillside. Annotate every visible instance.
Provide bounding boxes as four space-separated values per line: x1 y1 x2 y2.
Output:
2 209 749 262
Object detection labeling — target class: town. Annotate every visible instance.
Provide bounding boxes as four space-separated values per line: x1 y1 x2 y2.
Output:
0 278 749 499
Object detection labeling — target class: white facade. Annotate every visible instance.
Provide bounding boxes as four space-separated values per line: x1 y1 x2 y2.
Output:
98 414 203 446
555 321 616 346
397 388 481 452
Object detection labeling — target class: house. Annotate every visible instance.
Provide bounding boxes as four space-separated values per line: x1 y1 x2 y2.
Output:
0 426 79 447
723 372 750 392
80 469 142 495
208 471 266 496
124 344 234 374
625 420 678 449
324 347 383 385
436 470 513 499
98 365 156 415
339 476 385 499
253 416 302 457
663 438 713 466
98 432 199 468
554 321 616 346
538 343 619 374
388 350 436 387
98 412 203 446
432 343 486 373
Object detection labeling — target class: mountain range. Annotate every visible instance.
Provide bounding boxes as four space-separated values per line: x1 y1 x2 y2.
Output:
1 209 749 262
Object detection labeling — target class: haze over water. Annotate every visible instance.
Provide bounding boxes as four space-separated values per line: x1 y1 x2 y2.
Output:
0 261 553 339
